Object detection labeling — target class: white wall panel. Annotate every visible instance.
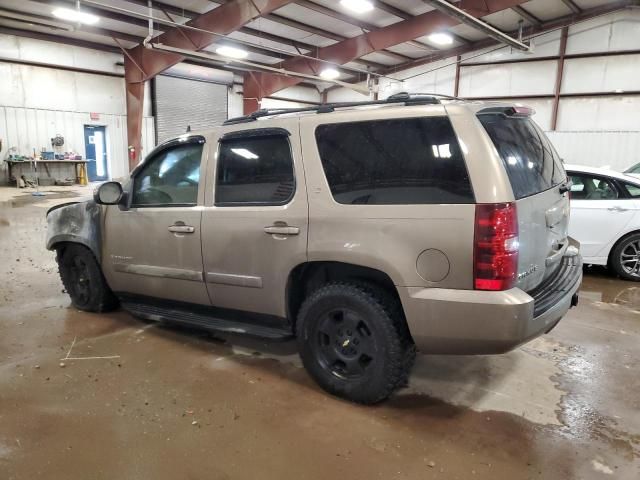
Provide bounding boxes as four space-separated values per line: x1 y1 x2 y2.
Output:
459 60 557 97
326 86 369 103
557 96 640 131
561 54 640 94
0 106 154 183
546 131 640 171
275 86 321 103
566 10 640 55
0 62 150 116
382 63 456 98
461 30 561 63
0 34 123 74
376 58 456 99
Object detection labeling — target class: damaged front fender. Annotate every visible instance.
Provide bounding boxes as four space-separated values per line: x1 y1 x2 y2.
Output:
46 200 103 262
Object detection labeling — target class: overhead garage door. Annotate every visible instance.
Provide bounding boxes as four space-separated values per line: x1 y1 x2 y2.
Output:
154 75 228 143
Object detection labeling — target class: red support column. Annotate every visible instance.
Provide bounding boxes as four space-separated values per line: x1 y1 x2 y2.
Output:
122 0 296 169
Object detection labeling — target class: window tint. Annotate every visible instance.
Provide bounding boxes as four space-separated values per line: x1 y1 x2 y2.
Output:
478 115 565 199
132 142 203 207
216 134 295 205
568 174 618 200
314 117 474 205
622 182 640 198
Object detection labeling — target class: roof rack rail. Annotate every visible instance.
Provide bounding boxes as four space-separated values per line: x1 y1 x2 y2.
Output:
222 92 459 125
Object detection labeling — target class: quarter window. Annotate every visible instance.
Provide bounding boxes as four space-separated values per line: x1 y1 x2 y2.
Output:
621 182 640 198
132 142 203 207
569 174 618 200
478 115 565 200
314 117 474 205
215 134 295 206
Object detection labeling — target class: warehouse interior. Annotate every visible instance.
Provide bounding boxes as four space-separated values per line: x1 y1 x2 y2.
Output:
0 1 639 479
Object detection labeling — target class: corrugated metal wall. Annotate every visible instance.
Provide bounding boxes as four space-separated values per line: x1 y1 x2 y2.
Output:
154 76 228 143
547 131 640 172
335 10 640 170
0 107 155 182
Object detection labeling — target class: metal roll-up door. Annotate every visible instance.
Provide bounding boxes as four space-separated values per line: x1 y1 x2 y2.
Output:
154 75 228 143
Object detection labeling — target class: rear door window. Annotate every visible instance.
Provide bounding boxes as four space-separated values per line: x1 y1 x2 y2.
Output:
215 132 295 206
478 114 565 199
620 182 640 198
568 174 618 200
314 117 474 205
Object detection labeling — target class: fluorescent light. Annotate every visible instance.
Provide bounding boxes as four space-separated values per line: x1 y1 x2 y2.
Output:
320 68 340 80
52 8 100 25
428 32 454 46
216 46 248 59
231 148 258 160
432 144 451 158
340 0 374 13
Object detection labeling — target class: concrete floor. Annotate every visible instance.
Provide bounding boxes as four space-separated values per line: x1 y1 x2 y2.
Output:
0 186 638 480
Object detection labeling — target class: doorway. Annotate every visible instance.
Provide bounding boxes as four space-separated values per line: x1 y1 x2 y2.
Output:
84 125 108 181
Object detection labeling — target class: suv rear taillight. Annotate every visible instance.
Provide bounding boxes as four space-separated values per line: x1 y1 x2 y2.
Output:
474 203 519 291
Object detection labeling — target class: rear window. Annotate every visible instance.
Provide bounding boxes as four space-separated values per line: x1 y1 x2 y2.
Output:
314 117 474 205
478 115 566 199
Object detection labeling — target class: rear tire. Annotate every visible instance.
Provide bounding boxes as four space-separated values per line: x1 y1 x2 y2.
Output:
610 233 640 282
57 244 119 312
296 282 415 404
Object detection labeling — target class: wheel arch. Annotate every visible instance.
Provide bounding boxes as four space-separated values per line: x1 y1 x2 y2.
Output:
285 261 406 332
46 200 103 262
607 229 640 267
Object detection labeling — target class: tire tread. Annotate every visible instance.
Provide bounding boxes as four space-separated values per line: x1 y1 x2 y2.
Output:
296 281 414 404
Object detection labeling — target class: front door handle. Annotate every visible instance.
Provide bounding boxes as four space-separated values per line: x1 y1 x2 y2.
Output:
168 224 195 234
608 206 629 212
264 225 299 236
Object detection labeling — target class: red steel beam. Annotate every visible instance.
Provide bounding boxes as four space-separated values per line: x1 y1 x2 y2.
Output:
242 0 528 113
125 0 295 169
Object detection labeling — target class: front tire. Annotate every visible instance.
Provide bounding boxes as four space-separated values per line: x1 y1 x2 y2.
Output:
611 233 640 281
57 244 119 312
296 282 415 404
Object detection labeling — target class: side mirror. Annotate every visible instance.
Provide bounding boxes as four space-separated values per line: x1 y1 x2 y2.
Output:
94 181 124 205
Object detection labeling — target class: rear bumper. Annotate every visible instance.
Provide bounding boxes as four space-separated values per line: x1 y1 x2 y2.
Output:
400 251 582 355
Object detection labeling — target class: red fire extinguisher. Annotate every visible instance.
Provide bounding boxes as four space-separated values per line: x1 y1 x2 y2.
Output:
128 145 136 163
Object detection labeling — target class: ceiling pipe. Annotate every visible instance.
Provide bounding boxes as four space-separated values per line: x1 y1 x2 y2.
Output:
423 0 531 51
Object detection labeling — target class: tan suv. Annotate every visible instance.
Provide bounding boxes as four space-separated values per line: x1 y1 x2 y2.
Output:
46 93 582 404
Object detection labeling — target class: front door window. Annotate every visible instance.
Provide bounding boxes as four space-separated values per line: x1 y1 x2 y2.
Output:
132 143 204 207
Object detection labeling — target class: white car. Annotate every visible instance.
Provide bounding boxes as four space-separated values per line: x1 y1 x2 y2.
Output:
565 164 640 281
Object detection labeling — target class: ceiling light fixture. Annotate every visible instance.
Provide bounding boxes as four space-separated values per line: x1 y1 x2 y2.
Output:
52 8 100 25
428 32 454 46
340 0 374 14
215 46 248 59
319 68 340 80
231 148 259 160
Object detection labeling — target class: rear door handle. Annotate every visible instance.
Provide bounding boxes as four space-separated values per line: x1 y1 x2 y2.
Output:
608 206 629 212
168 224 195 234
264 225 299 236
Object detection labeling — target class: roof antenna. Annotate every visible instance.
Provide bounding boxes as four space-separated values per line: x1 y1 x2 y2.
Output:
186 125 191 132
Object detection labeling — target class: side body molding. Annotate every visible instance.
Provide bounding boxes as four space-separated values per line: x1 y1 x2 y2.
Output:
46 201 103 261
